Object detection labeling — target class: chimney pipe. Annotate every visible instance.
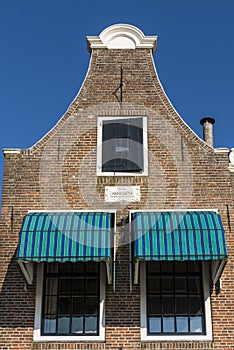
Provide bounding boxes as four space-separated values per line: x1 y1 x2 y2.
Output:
200 117 215 147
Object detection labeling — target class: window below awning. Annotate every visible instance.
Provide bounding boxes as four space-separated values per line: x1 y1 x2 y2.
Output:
131 211 228 284
17 211 115 285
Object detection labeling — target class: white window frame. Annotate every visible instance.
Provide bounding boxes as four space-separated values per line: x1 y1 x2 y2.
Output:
140 261 213 342
97 116 148 176
34 262 106 342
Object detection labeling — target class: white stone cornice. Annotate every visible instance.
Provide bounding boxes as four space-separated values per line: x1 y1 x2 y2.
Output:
214 147 229 154
3 148 22 155
87 23 157 52
228 148 234 172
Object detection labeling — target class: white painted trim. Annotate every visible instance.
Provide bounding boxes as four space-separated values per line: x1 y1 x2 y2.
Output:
229 148 234 164
129 208 219 214
214 148 229 153
3 148 22 155
87 24 157 52
140 261 213 341
129 231 133 292
28 209 117 213
34 263 106 342
134 260 139 285
228 165 234 173
97 116 148 176
34 263 44 341
106 261 111 285
18 261 34 285
113 230 117 293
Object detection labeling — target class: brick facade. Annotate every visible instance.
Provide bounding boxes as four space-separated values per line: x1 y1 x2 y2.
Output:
0 24 233 350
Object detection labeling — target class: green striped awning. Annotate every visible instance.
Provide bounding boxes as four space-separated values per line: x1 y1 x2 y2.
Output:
132 211 227 261
17 211 114 284
17 212 113 263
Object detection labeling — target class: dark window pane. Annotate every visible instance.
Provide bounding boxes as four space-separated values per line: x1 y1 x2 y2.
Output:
86 297 98 315
86 278 98 294
59 263 72 274
73 263 85 274
149 317 161 333
44 296 57 315
85 316 97 333
147 262 160 273
189 296 203 314
175 296 187 314
103 119 143 143
58 297 72 314
187 261 200 273
148 276 160 292
59 278 72 295
86 263 98 274
161 262 173 273
188 277 201 294
163 317 175 333
45 278 58 295
148 296 161 315
58 316 70 334
174 261 186 273
162 296 174 314
46 263 58 274
73 297 85 314
161 277 173 293
175 277 186 294
102 118 144 172
176 316 188 333
102 158 143 172
73 278 85 294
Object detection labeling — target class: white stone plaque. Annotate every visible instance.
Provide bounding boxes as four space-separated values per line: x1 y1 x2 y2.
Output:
105 186 140 202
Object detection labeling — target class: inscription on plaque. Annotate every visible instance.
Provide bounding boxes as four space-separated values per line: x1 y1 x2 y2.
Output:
105 186 140 202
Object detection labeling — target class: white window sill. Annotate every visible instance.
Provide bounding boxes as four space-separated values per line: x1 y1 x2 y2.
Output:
33 334 105 342
97 171 148 176
141 333 213 342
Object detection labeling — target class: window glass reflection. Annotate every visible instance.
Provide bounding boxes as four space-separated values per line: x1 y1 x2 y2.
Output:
163 317 175 333
58 316 70 334
176 316 188 333
149 317 161 333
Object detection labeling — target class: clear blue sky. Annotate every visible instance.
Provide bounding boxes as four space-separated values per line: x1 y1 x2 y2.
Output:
0 0 233 203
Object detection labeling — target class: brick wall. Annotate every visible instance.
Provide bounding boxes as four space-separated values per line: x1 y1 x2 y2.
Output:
0 44 233 350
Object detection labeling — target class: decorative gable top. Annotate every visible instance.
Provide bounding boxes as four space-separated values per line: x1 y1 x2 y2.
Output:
87 23 157 52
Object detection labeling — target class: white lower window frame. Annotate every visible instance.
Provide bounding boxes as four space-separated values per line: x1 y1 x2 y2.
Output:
140 261 213 342
34 262 106 342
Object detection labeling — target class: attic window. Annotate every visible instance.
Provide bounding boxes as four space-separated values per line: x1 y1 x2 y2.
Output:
97 117 148 176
